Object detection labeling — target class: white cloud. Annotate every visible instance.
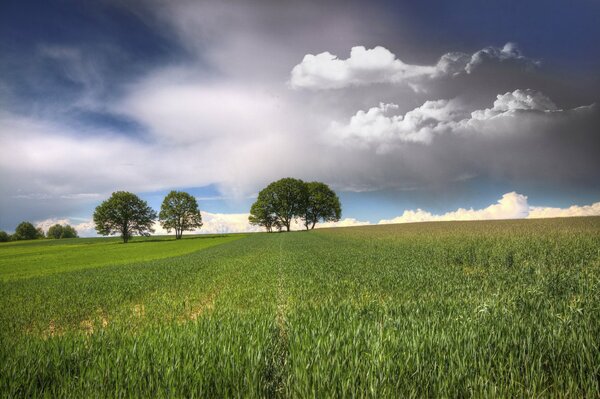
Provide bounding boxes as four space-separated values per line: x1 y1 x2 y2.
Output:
529 202 600 219
290 43 535 90
379 192 529 224
470 89 558 120
327 99 466 149
328 89 590 153
200 211 263 234
378 192 600 225
316 217 371 228
35 218 96 237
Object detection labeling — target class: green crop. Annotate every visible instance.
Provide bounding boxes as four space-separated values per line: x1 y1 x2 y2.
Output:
0 234 244 281
1 217 599 397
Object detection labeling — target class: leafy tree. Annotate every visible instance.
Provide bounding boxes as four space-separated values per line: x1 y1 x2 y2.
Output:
61 225 78 238
159 191 203 239
250 178 308 232
47 224 78 239
93 191 157 243
14 221 39 240
47 224 64 239
248 195 279 232
36 227 45 239
301 182 342 229
0 231 8 242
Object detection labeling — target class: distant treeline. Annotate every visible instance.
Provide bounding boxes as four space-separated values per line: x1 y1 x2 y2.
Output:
0 222 78 242
1 178 342 243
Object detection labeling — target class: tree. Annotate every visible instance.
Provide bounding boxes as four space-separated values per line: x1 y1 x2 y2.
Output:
14 221 39 240
47 224 78 239
0 231 8 242
249 178 307 232
93 191 157 243
248 194 279 232
61 225 78 238
301 182 342 229
47 224 64 239
159 191 203 239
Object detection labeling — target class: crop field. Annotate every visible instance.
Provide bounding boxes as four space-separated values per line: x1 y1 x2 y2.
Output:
1 217 599 397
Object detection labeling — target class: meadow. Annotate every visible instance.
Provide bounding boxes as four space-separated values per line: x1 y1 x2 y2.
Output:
1 217 599 397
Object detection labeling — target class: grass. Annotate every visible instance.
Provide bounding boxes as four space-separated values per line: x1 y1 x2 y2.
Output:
1 217 599 397
0 234 244 281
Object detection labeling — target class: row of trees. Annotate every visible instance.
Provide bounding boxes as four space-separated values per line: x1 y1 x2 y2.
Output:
1 179 341 243
0 222 78 242
249 178 341 232
93 190 203 243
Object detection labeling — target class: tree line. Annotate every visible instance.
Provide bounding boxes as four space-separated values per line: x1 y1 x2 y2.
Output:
249 178 341 232
0 179 341 243
0 222 78 242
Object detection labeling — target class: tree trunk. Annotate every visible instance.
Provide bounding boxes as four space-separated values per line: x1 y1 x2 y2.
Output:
311 221 316 229
122 225 129 243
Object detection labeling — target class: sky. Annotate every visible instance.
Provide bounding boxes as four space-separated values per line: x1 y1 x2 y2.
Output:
1 0 599 235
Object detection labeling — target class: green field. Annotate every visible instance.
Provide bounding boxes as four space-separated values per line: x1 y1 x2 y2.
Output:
0 234 244 281
1 217 599 397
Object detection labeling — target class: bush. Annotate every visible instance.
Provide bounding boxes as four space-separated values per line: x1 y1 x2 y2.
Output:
0 231 9 242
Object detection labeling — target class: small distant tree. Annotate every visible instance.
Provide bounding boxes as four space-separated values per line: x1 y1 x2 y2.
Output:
301 182 342 229
93 191 157 243
159 191 203 239
0 231 8 242
61 225 78 238
47 224 64 239
14 222 39 240
47 224 78 239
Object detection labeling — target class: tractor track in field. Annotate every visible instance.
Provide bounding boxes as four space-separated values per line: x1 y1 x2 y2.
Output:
270 233 290 398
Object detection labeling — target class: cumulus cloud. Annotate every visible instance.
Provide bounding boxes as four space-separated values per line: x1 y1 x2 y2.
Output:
35 218 96 237
470 89 558 120
529 202 600 219
327 99 467 149
379 192 529 224
378 192 600 225
327 89 594 153
290 43 536 90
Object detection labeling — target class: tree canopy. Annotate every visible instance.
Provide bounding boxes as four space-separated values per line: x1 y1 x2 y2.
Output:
47 224 63 239
301 181 342 230
93 191 157 243
248 196 280 233
61 225 78 238
48 224 79 239
249 178 341 232
159 191 203 239
0 231 8 242
14 221 40 240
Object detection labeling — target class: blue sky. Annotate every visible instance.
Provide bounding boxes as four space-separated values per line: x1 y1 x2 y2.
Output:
1 0 599 234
